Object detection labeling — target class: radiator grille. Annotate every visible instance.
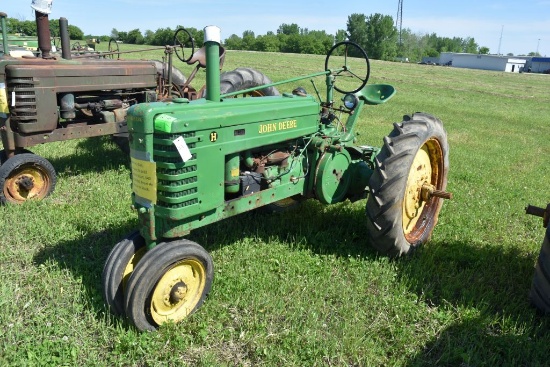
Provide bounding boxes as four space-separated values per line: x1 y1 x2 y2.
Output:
153 132 199 209
7 77 37 124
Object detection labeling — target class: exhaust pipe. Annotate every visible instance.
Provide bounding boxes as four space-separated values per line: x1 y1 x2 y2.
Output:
1 12 8 55
59 17 71 60
32 0 54 58
204 26 221 102
34 14 52 58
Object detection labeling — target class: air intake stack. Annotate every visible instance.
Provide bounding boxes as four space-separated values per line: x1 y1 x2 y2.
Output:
204 26 221 102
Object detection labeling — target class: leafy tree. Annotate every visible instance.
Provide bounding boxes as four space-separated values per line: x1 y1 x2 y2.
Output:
67 25 84 40
478 46 490 55
150 28 173 46
242 30 255 50
462 37 478 53
48 19 59 38
11 20 36 36
255 34 280 52
334 29 347 44
346 13 368 53
224 34 243 50
126 29 144 44
117 31 128 43
110 28 119 40
281 33 301 53
188 27 204 48
277 23 300 36
364 13 397 60
143 30 154 45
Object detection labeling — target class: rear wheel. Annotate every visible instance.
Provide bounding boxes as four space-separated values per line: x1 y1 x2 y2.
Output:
0 153 57 204
366 113 450 257
124 240 214 331
217 67 280 97
151 60 187 99
530 226 550 313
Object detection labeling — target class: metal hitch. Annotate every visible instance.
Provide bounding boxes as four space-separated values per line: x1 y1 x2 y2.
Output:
421 184 453 201
526 204 550 228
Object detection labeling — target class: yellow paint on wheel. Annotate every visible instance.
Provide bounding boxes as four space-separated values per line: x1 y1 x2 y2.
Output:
5 166 51 203
150 259 206 326
122 247 146 291
402 138 443 237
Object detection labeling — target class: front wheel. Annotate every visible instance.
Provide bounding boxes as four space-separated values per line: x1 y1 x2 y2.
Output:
124 240 214 331
530 226 550 313
0 153 57 204
102 231 146 316
366 113 450 257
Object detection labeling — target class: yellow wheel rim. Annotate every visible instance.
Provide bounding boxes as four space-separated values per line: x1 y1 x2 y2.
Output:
402 138 443 239
150 259 206 326
5 166 51 203
122 247 146 291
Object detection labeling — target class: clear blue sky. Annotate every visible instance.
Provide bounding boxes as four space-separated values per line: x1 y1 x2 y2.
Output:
3 0 549 56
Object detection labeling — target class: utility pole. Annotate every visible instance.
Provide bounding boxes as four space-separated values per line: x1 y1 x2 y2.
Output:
396 0 403 46
396 0 403 57
536 39 540 55
497 25 503 56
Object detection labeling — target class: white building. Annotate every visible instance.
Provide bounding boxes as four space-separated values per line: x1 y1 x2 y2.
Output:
440 52 526 73
529 57 550 73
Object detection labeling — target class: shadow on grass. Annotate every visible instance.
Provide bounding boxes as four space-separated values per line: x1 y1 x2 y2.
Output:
31 199 378 330
33 195 550 362
397 238 550 365
44 136 130 177
33 218 138 329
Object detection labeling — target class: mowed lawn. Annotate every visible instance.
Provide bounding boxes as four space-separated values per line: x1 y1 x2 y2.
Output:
1 43 550 366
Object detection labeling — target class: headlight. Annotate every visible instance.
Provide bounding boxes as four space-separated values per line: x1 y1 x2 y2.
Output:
343 93 359 110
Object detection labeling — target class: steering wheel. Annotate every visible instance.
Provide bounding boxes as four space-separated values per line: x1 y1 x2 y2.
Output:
108 38 120 59
324 41 370 94
173 28 195 63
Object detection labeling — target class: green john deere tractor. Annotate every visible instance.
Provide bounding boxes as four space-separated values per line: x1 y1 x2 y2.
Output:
102 26 452 331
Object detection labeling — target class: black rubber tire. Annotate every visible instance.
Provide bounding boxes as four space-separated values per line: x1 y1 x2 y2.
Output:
218 67 280 97
0 153 57 204
102 231 146 316
366 113 449 257
530 226 550 313
124 240 214 331
111 136 130 155
0 149 32 165
150 59 187 89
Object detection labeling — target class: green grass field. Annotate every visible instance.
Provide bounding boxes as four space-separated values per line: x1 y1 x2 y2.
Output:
1 43 550 366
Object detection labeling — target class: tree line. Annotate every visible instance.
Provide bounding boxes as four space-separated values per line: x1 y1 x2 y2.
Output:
5 13 497 62
112 14 493 62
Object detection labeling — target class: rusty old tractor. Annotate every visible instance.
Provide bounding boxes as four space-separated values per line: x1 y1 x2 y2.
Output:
526 203 550 312
101 25 452 331
0 6 274 204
